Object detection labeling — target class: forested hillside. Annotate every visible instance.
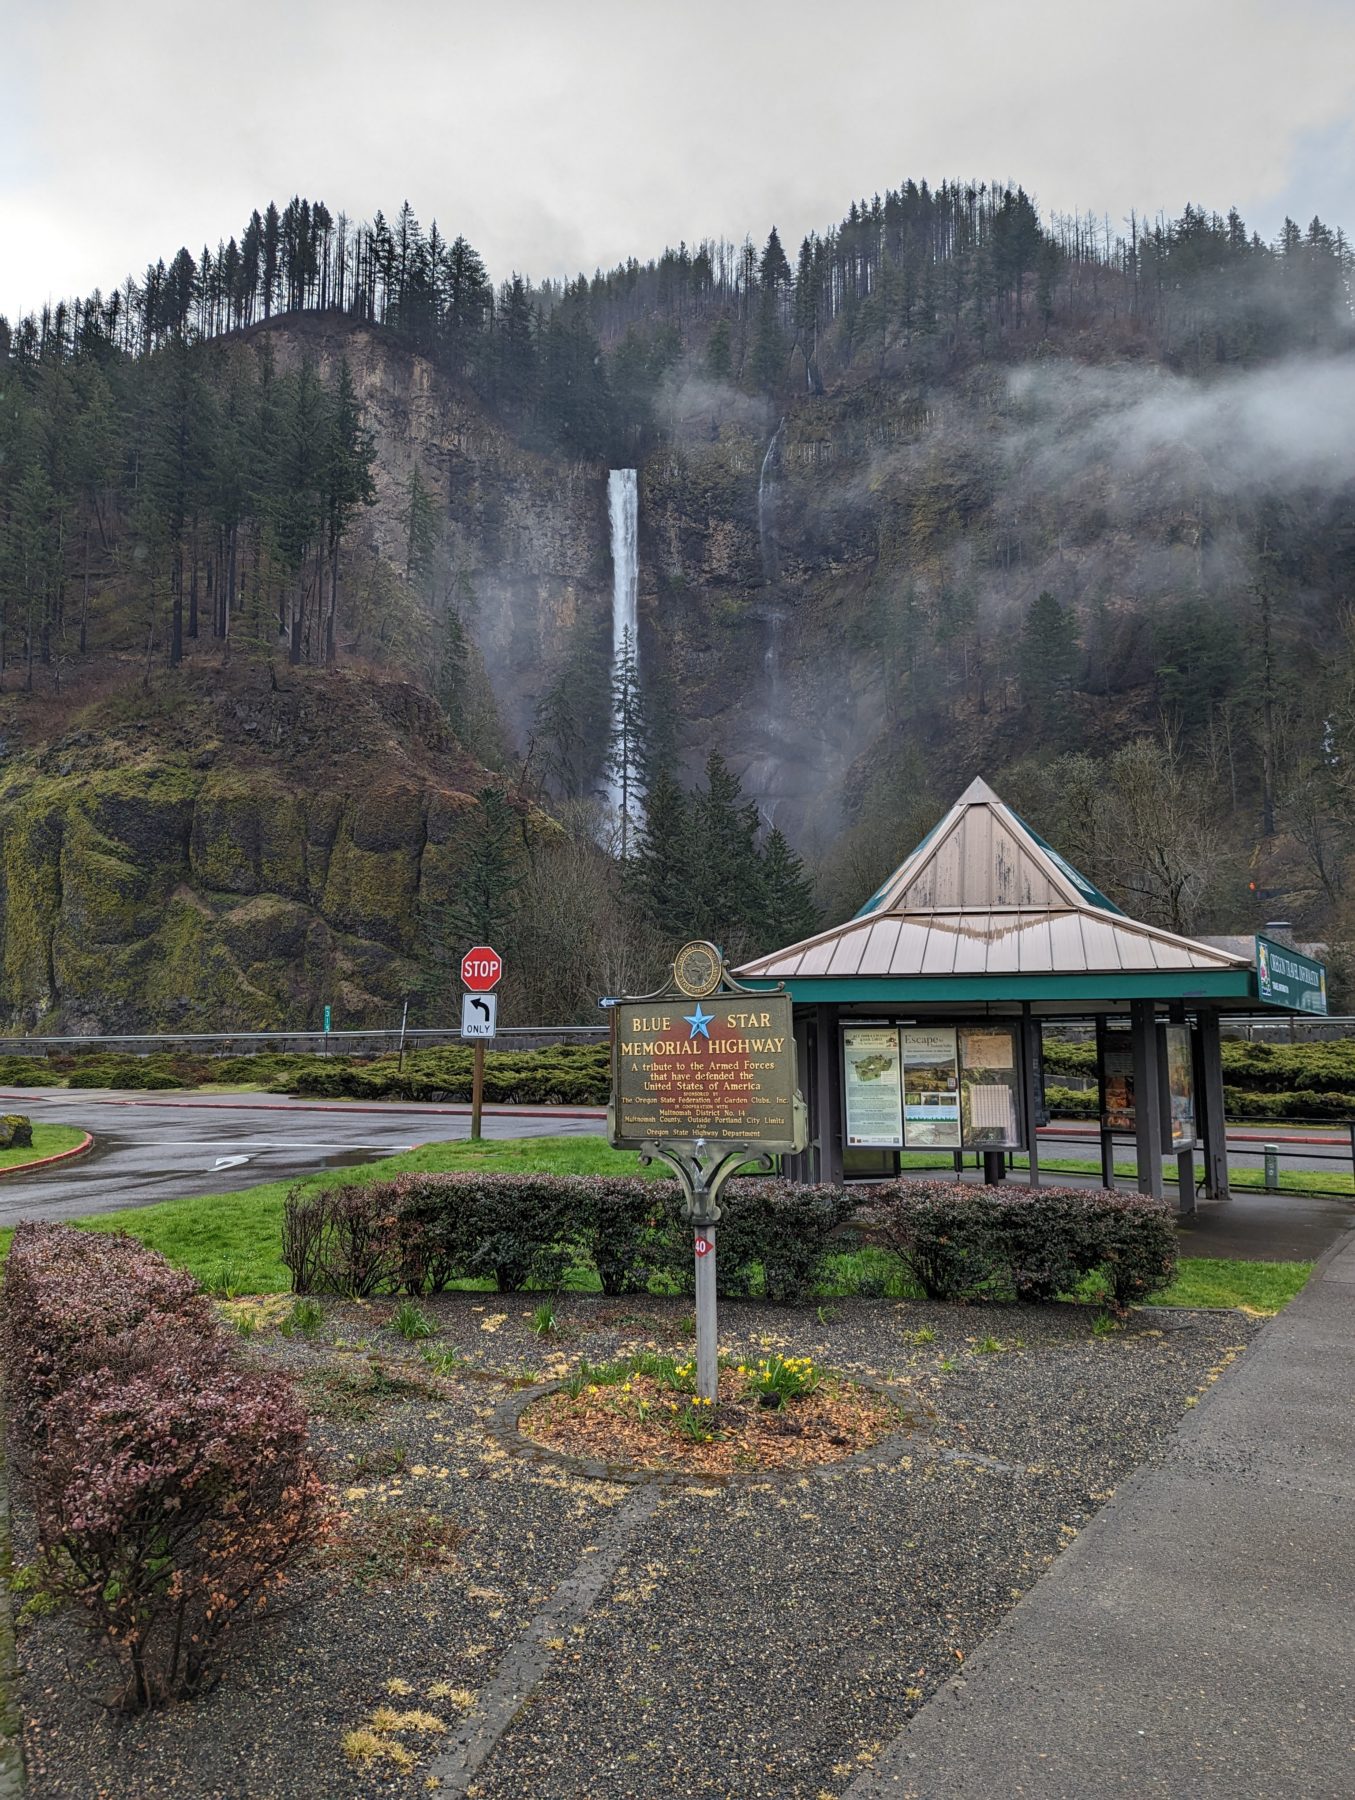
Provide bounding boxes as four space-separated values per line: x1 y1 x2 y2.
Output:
2 181 1353 1027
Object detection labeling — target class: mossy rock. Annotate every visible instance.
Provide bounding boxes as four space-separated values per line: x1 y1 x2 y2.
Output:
0 1114 33 1149
189 773 306 897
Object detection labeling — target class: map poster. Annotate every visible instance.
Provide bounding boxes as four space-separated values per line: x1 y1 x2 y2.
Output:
843 1028 904 1147
901 1027 961 1148
610 993 800 1148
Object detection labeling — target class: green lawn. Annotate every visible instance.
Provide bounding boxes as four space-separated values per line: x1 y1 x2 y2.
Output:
0 1123 88 1171
1151 1257 1313 1313
0 1134 1315 1316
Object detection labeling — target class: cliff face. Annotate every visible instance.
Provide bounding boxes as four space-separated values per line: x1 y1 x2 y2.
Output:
0 666 513 1031
268 319 889 844
5 315 1343 1028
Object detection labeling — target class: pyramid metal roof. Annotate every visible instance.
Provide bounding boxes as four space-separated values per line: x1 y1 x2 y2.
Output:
737 779 1252 986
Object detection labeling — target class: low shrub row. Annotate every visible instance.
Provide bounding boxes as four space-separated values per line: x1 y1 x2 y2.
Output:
283 1173 857 1303
279 1045 612 1105
282 1173 1176 1308
1 1225 327 1710
863 1182 1177 1308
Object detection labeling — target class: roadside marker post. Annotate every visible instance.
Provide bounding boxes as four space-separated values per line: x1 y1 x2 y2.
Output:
461 948 503 1143
606 941 807 1408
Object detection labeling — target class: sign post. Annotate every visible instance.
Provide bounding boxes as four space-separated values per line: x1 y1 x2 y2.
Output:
460 946 503 1143
607 941 806 1406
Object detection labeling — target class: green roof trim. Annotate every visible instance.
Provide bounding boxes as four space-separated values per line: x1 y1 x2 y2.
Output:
1008 808 1127 916
742 970 1257 1003
851 817 944 919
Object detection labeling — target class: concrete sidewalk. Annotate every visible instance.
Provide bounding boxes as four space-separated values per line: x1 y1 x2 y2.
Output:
848 1230 1355 1800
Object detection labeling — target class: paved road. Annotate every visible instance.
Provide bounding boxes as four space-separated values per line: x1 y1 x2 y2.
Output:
0 1089 605 1225
1045 1122 1355 1182
846 1226 1355 1799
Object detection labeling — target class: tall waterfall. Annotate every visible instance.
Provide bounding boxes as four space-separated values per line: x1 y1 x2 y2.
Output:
605 469 640 827
757 417 785 584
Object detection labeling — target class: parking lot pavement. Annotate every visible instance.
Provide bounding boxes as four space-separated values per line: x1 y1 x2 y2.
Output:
0 1089 607 1224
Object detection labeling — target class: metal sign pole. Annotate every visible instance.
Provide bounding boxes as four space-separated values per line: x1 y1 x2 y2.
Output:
694 1225 718 1402
472 1041 485 1142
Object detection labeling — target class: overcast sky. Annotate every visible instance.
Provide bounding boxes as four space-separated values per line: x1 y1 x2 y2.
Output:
4 0 1355 318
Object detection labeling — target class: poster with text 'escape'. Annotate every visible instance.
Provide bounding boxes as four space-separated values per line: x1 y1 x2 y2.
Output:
901 1027 961 1148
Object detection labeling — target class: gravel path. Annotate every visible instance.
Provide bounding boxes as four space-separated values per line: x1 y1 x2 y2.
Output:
11 1294 1257 1798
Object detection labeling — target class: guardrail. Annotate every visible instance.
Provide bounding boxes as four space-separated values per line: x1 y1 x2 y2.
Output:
0 1026 610 1054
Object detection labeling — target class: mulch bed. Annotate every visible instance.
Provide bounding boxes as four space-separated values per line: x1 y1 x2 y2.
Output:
6 1290 1261 1799
523 1369 909 1474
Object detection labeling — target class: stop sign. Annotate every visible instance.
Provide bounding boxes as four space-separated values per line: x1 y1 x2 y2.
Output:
461 945 503 992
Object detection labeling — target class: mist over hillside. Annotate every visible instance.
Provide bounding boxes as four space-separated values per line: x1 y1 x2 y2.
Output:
1 181 1353 1028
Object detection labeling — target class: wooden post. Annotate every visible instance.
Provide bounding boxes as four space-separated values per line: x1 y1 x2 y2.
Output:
471 1040 484 1142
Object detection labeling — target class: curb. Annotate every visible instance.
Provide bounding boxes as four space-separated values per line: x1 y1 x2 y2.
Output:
0 1133 94 1180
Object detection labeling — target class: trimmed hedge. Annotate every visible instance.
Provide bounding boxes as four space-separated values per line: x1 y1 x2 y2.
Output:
282 1173 1176 1308
863 1181 1177 1307
279 1045 611 1105
283 1173 856 1303
1 1224 328 1710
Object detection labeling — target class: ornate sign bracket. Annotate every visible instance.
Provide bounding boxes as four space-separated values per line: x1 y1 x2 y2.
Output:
636 1139 777 1228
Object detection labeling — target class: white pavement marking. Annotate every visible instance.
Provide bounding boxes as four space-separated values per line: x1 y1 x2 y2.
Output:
425 1483 662 1795
137 1141 418 1151
212 1155 251 1169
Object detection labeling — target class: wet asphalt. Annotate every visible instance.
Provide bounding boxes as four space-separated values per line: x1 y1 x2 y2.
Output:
0 1090 605 1226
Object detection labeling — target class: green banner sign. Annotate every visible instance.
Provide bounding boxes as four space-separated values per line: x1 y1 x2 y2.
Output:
1255 936 1328 1015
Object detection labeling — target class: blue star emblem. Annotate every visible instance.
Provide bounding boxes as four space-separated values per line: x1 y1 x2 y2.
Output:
684 1004 714 1040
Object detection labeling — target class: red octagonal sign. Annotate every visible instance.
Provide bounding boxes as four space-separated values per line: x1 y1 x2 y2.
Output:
461 945 503 992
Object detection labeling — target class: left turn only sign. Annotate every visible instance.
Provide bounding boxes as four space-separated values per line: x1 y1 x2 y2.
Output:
461 992 498 1040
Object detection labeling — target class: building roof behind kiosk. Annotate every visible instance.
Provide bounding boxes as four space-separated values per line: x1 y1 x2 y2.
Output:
737 778 1251 983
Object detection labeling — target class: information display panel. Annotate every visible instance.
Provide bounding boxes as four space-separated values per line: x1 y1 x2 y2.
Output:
1100 1021 1135 1131
1163 1022 1197 1149
959 1025 1021 1148
843 1028 905 1147
902 1027 961 1148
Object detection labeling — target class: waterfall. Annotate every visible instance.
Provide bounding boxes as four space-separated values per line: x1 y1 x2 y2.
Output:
605 468 640 827
757 417 785 584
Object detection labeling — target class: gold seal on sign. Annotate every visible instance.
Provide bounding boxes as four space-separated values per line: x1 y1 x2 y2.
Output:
673 940 722 998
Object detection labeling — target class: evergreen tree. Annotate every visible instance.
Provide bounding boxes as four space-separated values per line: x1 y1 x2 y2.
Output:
759 226 792 294
757 826 819 949
705 317 733 382
689 752 762 956
628 766 693 941
748 295 787 394
403 467 439 591
1018 591 1079 732
418 786 522 1013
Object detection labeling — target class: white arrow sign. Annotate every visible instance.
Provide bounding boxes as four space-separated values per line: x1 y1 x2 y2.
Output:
213 1155 252 1170
461 991 498 1040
